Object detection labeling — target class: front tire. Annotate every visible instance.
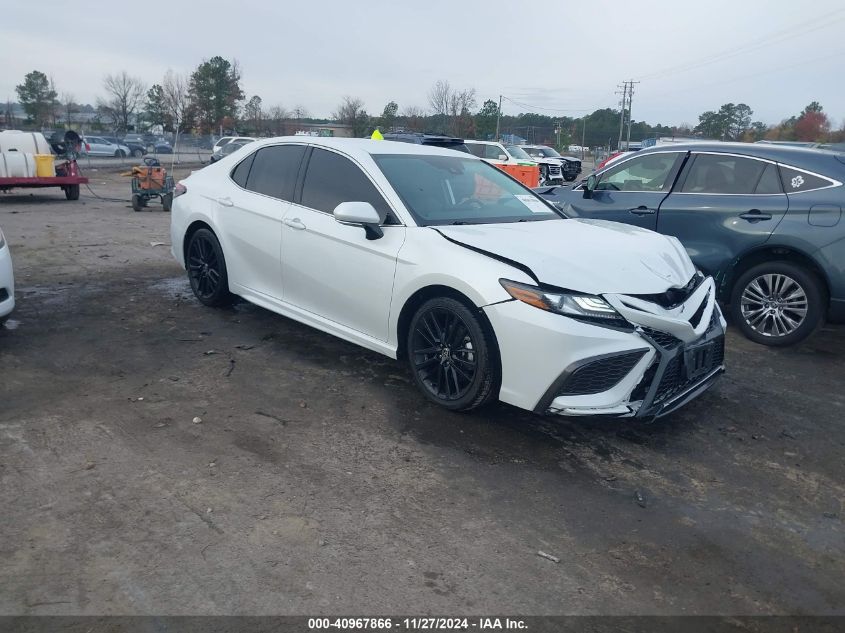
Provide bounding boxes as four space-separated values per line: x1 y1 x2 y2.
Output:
132 148 144 158
406 297 499 411
64 184 80 200
186 228 234 307
563 172 577 182
730 261 826 346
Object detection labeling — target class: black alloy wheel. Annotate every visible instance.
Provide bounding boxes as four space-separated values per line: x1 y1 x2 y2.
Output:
407 297 498 411
186 228 233 307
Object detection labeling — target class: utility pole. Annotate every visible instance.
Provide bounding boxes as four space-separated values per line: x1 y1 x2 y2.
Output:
495 94 502 142
616 83 627 151
625 80 640 151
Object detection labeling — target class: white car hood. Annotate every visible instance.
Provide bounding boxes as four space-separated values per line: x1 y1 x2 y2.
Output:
435 219 696 295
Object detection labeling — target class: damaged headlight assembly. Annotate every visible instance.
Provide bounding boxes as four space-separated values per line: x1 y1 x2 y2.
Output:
499 279 631 329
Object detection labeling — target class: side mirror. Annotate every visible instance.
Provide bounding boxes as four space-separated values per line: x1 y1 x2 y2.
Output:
498 154 508 161
333 201 384 240
583 174 598 199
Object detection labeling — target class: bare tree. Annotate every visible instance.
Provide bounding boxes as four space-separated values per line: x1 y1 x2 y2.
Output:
402 105 426 132
268 105 289 135
332 96 369 137
61 92 76 128
292 105 309 120
448 88 476 136
161 70 191 163
100 71 146 132
428 80 451 133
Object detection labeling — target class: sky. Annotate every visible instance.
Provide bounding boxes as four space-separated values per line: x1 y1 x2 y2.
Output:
2 0 844 127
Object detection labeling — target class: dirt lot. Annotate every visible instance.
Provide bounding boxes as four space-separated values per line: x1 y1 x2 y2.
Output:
0 165 843 616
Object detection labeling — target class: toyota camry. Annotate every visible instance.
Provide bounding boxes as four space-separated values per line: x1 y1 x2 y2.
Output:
171 138 725 419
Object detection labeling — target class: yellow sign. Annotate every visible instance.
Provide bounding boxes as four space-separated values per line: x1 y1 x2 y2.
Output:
371 129 384 140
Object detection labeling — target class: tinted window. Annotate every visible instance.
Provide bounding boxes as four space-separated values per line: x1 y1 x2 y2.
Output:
465 143 485 158
681 154 767 194
230 152 255 188
244 144 305 201
779 165 834 193
755 164 782 194
484 144 504 160
598 152 680 192
300 148 393 222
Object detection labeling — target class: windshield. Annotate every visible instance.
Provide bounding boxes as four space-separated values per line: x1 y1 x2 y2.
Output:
505 146 532 160
373 154 561 226
525 146 560 158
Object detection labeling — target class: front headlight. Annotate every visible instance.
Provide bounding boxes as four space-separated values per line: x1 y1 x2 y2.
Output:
499 279 630 328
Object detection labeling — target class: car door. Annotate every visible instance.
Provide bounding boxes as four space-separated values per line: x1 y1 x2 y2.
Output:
656 152 788 278
281 146 406 342
566 152 685 230
86 137 107 156
214 144 305 300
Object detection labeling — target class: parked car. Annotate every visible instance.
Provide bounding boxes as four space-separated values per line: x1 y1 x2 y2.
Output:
151 139 173 154
536 142 845 346
382 132 468 153
171 138 725 419
595 150 635 171
0 224 14 323
209 138 255 163
101 135 146 157
210 137 256 162
82 136 132 157
123 133 158 151
520 144 582 182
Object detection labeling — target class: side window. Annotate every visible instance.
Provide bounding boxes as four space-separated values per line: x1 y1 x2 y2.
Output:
680 154 767 194
779 165 834 193
484 144 504 160
230 152 255 188
755 164 783 194
244 145 305 201
465 143 485 158
598 152 680 192
300 148 393 223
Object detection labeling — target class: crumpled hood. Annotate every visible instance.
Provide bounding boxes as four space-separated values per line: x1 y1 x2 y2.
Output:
436 218 696 295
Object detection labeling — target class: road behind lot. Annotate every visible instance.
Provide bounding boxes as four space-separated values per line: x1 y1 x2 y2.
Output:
0 167 843 615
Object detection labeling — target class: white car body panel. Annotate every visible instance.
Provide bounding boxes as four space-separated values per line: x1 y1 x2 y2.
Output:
171 137 724 419
0 227 14 320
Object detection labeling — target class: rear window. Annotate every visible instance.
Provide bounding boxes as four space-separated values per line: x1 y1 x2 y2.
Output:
244 144 305 201
779 165 836 193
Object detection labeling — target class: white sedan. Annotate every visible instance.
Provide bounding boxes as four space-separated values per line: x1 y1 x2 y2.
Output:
0 224 14 323
170 138 725 419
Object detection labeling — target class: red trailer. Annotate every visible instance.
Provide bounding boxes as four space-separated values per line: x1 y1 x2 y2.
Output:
0 159 89 200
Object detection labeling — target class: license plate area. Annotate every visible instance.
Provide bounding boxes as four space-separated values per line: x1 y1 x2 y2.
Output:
684 341 714 381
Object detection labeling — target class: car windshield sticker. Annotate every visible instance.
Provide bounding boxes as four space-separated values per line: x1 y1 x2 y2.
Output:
791 175 805 189
515 194 552 213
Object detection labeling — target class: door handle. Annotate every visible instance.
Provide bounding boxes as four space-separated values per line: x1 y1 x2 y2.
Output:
629 206 656 216
739 210 772 221
283 217 306 230
217 197 233 207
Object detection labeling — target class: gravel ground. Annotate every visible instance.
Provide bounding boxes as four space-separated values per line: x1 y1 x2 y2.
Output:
0 166 843 616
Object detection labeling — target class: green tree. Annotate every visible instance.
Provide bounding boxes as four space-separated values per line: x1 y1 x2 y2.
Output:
15 70 57 127
145 84 169 129
379 101 398 132
189 56 244 133
475 99 499 140
244 95 263 134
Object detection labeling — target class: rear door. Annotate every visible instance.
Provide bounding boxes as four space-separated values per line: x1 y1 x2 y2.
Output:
565 151 685 231
657 152 788 278
280 147 405 341
214 143 305 300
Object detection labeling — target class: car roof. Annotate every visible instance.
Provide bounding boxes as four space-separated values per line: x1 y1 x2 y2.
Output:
247 136 478 159
463 139 499 146
639 141 837 162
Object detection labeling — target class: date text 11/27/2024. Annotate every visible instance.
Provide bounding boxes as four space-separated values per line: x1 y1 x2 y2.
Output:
307 617 528 630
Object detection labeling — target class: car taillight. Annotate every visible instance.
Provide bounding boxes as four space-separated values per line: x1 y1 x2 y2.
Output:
174 182 187 197
85 143 90 151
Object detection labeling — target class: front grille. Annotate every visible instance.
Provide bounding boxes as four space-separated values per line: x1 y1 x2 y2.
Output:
640 327 682 349
558 350 646 396
548 165 561 175
653 336 725 404
0 288 8 302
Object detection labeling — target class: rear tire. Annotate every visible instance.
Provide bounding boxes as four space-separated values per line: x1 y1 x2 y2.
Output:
132 148 144 158
131 194 145 212
406 296 499 411
161 192 173 212
64 184 80 200
186 228 234 307
730 261 825 346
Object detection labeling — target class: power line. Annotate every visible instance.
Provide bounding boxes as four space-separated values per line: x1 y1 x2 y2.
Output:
500 95 592 113
638 9 845 82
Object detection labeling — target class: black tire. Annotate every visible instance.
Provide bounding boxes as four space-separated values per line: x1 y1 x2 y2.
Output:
131 194 145 212
186 228 234 307
161 192 173 212
406 296 499 411
132 148 144 158
729 261 826 346
563 173 577 182
64 184 80 200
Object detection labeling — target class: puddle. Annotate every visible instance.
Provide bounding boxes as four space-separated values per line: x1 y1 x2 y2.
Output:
150 276 192 300
2 319 20 330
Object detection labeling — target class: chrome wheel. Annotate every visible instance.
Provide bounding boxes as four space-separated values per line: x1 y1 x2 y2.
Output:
740 274 808 338
411 307 477 402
